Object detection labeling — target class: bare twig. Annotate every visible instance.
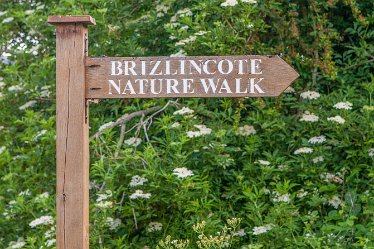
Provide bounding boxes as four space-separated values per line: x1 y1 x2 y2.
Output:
92 106 161 138
114 124 126 157
132 208 138 230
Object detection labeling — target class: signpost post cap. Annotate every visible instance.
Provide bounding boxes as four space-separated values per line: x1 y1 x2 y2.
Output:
47 15 96 25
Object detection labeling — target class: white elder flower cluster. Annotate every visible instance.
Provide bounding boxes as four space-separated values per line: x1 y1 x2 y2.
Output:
35 192 49 201
300 90 320 100
170 49 187 57
327 115 345 124
308 135 326 144
147 222 163 232
8 85 23 92
236 125 256 136
272 191 291 203
369 148 374 157
252 224 275 235
95 201 113 209
284 86 295 93
187 124 212 138
173 107 194 115
333 101 352 110
7 238 26 249
19 100 37 110
221 0 256 7
95 190 113 209
45 239 56 247
232 229 246 237
328 195 342 209
96 190 112 202
2 17 14 24
173 167 194 178
258 160 270 166
129 175 148 187
320 172 343 184
171 122 180 128
155 4 169 17
29 215 54 228
106 217 122 230
124 137 142 147
176 8 193 17
33 129 48 141
0 146 6 155
299 111 319 122
312 156 324 164
44 226 55 239
294 147 313 155
296 189 308 198
175 35 197 46
18 189 31 197
130 189 152 200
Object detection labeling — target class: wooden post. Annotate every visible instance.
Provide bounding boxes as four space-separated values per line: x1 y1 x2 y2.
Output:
48 15 95 249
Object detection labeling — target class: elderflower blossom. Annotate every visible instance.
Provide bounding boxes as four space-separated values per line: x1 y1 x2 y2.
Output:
19 100 37 110
45 239 56 247
294 147 313 155
242 0 257 3
8 85 23 92
175 35 197 46
106 217 122 230
297 189 308 198
327 115 345 124
29 215 54 228
308 135 326 144
320 172 343 184
7 238 26 249
130 190 152 199
252 224 275 235
147 222 163 232
173 107 194 115
258 160 270 166
155 4 169 17
177 8 193 17
35 192 49 201
284 86 295 93
95 201 113 208
272 191 291 203
124 137 142 146
171 122 180 128
368 148 374 157
0 146 6 154
195 31 208 36
170 49 187 57
334 101 352 110
173 167 194 178
33 129 47 141
299 112 319 122
312 156 324 164
236 125 256 136
233 229 246 237
2 17 14 24
96 190 112 203
129 175 148 187
221 0 238 7
328 195 342 209
0 11 7 17
44 227 55 238
187 124 212 138
300 91 320 100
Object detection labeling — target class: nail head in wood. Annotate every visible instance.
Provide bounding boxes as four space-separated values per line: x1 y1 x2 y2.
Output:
48 15 96 25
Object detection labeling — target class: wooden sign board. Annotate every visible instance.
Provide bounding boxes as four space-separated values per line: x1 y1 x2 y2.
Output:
86 56 298 98
48 15 299 249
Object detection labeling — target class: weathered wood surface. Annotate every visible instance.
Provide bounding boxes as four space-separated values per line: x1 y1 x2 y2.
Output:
48 15 96 25
53 23 91 249
86 55 299 99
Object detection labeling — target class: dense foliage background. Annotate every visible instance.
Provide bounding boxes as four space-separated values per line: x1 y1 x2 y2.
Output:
0 0 373 248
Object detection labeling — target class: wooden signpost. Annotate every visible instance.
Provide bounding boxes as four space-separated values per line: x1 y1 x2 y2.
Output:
48 15 298 249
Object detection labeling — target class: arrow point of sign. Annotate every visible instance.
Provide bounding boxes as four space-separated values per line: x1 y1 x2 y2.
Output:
272 56 299 96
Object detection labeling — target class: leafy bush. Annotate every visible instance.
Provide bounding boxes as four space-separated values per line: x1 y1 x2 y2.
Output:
0 0 373 248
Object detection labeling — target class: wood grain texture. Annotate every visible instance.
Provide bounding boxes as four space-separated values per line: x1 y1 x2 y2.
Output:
48 15 96 25
55 23 89 249
86 55 299 99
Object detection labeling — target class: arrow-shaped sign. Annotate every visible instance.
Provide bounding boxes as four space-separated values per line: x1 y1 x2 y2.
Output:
85 55 298 99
